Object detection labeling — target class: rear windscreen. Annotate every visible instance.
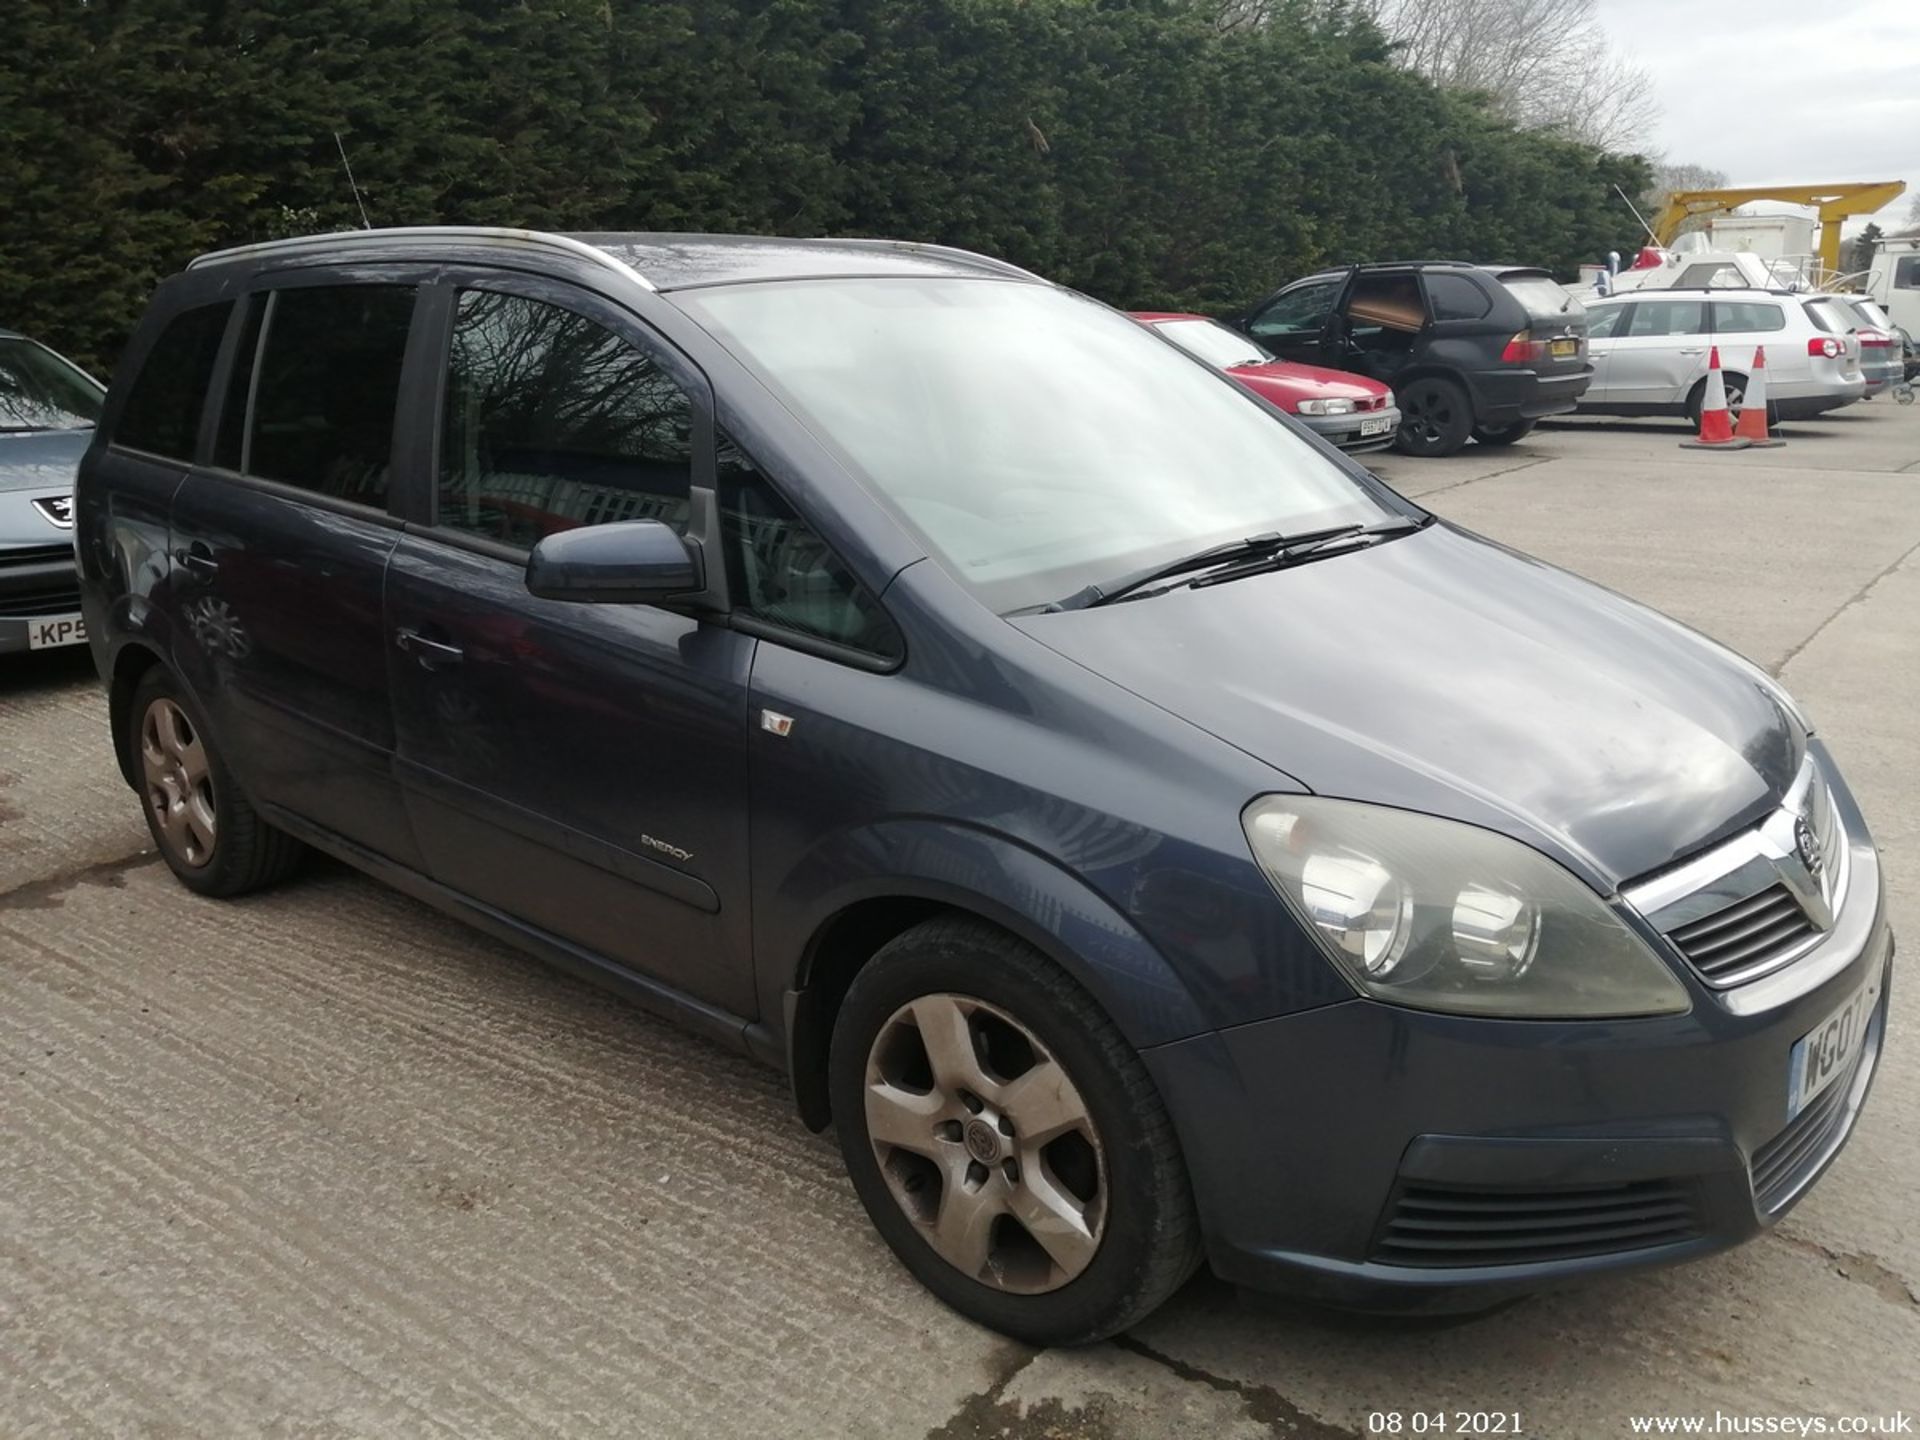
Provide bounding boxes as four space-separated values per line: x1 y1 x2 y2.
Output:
1500 274 1584 323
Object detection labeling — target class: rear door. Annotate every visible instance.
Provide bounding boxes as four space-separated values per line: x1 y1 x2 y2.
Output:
1604 297 1709 405
1333 269 1429 385
382 271 758 1016
167 275 428 866
1707 299 1792 382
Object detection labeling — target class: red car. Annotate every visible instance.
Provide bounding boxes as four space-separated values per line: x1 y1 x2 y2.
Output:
1130 312 1400 452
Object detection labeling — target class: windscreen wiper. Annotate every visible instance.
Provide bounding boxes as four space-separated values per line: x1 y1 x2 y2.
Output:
1052 515 1426 610
1189 515 1427 591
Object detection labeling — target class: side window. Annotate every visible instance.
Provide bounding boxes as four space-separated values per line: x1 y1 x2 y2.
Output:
1626 301 1706 338
1891 256 1919 290
248 284 415 505
1247 279 1341 340
1345 272 1426 335
114 301 233 460
717 435 902 662
1425 273 1491 321
1710 302 1786 335
1587 305 1627 339
439 289 693 548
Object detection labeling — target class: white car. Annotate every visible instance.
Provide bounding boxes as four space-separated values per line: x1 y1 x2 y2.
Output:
1576 289 1865 424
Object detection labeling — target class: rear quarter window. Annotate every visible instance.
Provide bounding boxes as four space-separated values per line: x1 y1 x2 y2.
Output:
114 301 233 461
1424 273 1491 321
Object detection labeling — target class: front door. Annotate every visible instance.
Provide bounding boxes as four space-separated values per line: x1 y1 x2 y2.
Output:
169 279 426 867
1603 297 1710 405
1244 274 1348 369
384 275 757 1017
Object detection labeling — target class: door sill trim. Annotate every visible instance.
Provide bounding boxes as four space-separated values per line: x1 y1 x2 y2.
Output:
258 801 772 1062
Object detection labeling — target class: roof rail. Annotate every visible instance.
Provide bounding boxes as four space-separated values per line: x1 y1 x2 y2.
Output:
185 226 657 292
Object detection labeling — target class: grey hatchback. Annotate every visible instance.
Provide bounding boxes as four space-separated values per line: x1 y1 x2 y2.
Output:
2 329 103 654
77 229 1893 1345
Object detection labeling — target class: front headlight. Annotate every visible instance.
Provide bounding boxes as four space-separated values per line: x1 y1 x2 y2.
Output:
1243 797 1690 1018
1295 398 1356 416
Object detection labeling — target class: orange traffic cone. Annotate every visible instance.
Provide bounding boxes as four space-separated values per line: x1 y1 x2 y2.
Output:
1732 346 1786 447
1680 347 1751 450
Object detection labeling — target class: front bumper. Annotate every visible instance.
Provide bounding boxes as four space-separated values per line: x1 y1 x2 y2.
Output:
0 544 85 655
1147 775 1894 1312
1298 404 1402 453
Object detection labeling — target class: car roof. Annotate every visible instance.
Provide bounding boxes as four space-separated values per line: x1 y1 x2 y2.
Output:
1588 288 1807 303
1129 311 1216 324
184 226 1038 292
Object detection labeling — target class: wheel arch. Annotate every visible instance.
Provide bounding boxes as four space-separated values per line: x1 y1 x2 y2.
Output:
772 822 1212 1131
107 639 169 788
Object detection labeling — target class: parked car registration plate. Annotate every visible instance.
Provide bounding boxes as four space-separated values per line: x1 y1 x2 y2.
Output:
1787 969 1881 1119
1550 338 1579 359
26 615 86 650
1359 416 1393 437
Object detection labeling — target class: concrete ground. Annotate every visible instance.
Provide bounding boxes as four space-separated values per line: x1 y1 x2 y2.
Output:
3 402 1917 1439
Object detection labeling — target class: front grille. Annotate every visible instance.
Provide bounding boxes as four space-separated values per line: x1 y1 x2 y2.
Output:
0 585 81 618
0 543 74 566
1750 1012 1877 1212
1667 884 1817 985
1370 1179 1701 1268
0 546 80 618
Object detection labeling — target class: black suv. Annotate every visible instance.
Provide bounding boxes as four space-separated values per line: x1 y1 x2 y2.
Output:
1236 262 1592 457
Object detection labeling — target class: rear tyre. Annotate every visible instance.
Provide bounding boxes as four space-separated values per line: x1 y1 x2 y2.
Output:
128 668 303 897
1393 378 1474 457
1687 373 1750 428
828 916 1202 1346
1471 419 1536 447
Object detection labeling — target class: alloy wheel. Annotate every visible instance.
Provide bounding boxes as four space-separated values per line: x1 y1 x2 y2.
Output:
140 697 217 867
863 993 1108 1294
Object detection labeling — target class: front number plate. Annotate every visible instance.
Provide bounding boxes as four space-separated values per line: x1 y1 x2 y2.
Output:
1359 416 1393 437
1787 970 1881 1119
26 615 86 650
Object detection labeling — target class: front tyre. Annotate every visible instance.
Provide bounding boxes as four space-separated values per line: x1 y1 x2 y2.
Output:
828 917 1201 1346
128 668 303 897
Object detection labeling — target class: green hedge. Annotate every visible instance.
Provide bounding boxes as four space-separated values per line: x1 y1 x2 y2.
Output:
1 0 1648 375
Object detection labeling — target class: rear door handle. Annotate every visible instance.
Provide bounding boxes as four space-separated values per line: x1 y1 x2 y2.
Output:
176 544 219 575
394 627 464 668
1677 348 1705 356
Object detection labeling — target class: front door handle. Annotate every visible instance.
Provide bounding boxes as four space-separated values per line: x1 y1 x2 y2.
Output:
1677 348 1705 356
176 544 219 575
394 627 464 668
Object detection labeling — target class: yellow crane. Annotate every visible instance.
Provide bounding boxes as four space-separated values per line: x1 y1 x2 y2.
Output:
1649 181 1907 278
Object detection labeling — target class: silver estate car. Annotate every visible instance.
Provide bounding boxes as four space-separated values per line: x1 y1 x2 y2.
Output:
1578 290 1864 425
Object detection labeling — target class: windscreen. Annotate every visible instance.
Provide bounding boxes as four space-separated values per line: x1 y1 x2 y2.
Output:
680 278 1394 613
1499 274 1584 322
1152 318 1272 370
0 338 104 432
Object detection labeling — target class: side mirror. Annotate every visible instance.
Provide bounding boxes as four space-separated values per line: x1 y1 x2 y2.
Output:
525 520 703 604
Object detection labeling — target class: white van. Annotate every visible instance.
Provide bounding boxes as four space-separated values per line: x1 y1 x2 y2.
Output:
1865 236 1920 338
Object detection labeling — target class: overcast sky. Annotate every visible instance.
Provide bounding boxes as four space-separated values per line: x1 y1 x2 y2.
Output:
1594 0 1920 233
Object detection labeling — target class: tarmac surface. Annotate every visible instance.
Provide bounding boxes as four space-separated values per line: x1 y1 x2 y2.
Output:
3 402 1917 1438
